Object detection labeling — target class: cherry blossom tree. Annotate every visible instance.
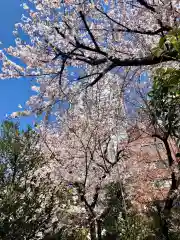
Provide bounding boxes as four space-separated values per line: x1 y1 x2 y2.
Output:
1 1 180 239
0 0 180 118
38 74 137 239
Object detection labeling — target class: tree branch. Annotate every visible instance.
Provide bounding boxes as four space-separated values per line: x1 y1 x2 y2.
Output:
88 63 116 87
90 185 100 209
96 6 171 36
79 11 101 52
137 0 156 12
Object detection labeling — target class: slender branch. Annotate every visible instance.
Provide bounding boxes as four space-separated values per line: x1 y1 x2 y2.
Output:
79 11 101 52
137 0 156 12
90 185 100 209
96 6 170 36
88 63 116 87
11 153 18 184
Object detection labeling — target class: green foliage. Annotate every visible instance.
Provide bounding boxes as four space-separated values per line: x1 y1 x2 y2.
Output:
148 67 180 140
147 200 180 240
0 121 42 182
114 214 153 240
101 182 152 239
54 227 89 240
152 28 180 59
147 42 180 236
0 121 69 240
151 30 180 135
102 181 130 236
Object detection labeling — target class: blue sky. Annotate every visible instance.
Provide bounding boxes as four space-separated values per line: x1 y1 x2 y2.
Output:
0 0 36 128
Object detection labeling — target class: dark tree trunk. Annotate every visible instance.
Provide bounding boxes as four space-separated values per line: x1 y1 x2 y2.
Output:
97 219 102 240
161 218 170 240
159 138 177 240
89 219 97 240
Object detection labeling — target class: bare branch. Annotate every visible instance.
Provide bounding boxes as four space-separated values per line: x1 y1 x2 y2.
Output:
79 11 101 52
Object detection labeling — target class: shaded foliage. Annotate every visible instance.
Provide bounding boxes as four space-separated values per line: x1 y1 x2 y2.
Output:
0 121 65 240
148 68 180 140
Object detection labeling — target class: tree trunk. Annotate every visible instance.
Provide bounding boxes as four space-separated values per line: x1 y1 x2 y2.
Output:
89 219 97 240
161 218 170 240
97 219 102 240
161 139 178 240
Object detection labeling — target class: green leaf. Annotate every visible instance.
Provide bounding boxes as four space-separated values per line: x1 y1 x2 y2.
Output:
152 47 164 57
159 37 165 48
